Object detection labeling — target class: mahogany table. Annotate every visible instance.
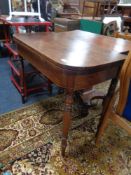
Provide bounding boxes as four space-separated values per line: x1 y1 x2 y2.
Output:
14 30 131 156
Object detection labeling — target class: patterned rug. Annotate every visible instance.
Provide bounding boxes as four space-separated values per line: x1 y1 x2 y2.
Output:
0 82 131 175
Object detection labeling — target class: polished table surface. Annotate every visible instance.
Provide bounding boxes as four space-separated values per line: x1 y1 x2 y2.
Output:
14 30 131 156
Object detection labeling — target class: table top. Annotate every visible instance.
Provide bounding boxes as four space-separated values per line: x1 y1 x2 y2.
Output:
14 30 131 71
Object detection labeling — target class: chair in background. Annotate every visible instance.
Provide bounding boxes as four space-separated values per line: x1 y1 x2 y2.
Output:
82 0 118 19
96 51 131 143
101 14 131 41
82 0 100 19
102 14 131 39
102 14 123 32
102 20 118 36
99 0 119 16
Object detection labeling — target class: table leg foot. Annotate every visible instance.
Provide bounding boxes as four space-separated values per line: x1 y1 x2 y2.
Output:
61 137 67 157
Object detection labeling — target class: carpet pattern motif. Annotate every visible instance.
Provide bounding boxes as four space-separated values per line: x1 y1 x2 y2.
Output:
0 95 65 165
0 82 131 175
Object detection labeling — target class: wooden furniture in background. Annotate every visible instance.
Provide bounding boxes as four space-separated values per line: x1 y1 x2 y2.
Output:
117 3 131 30
0 23 10 42
82 0 100 19
96 51 131 143
64 0 81 9
99 0 118 16
14 30 131 156
57 0 81 18
82 0 118 19
0 15 51 34
0 16 52 103
118 3 131 18
5 43 52 103
54 17 80 32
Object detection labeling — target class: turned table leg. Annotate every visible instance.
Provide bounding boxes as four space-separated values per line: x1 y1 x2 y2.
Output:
61 90 73 157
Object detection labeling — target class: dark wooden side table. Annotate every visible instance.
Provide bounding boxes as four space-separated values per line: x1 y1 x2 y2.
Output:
14 30 131 156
